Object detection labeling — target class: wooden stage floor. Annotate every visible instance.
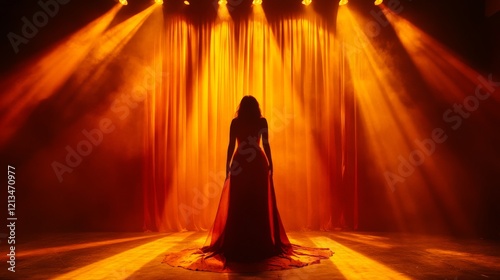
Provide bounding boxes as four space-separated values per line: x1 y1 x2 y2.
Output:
6 231 500 279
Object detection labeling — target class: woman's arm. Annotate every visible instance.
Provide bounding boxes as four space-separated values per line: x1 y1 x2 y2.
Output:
261 118 273 174
226 119 237 178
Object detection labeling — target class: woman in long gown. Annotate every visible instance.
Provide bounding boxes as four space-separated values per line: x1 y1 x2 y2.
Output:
164 96 332 272
201 95 291 262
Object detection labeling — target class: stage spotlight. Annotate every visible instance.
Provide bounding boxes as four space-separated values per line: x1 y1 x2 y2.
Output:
184 0 190 4
218 0 227 5
374 0 383 5
302 0 312 5
119 0 128 5
252 0 262 4
155 0 163 4
339 0 348 6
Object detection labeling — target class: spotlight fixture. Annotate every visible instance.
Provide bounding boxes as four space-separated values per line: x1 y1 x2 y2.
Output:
339 0 348 6
218 0 227 5
119 0 128 5
183 0 190 4
302 0 312 5
155 0 163 4
252 0 262 4
374 0 383 5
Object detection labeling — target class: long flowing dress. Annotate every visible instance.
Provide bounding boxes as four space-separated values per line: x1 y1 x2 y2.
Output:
163 118 333 272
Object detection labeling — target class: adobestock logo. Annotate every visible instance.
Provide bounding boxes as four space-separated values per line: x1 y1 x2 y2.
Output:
7 0 71 54
384 74 499 192
50 60 167 183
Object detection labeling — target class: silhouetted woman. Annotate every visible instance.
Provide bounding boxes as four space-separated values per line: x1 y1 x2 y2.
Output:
164 96 332 271
201 95 291 262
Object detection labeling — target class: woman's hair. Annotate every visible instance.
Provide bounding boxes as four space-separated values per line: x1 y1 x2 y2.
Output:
236 95 262 120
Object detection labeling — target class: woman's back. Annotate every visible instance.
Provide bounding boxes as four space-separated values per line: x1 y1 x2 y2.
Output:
163 96 333 270
232 117 267 146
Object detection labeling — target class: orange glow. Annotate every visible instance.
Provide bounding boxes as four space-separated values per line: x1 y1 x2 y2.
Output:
336 7 472 233
17 235 158 258
0 4 157 149
0 5 121 149
155 0 163 4
53 233 200 280
381 6 499 234
217 1 231 20
339 0 348 6
374 0 383 5
311 236 411 279
302 0 312 6
143 5 348 232
119 0 128 5
383 6 499 104
333 232 393 249
73 4 158 96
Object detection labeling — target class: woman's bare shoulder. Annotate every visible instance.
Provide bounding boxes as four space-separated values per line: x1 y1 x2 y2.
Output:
230 118 238 127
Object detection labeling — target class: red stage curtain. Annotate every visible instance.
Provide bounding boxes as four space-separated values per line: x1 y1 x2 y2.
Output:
142 10 358 232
